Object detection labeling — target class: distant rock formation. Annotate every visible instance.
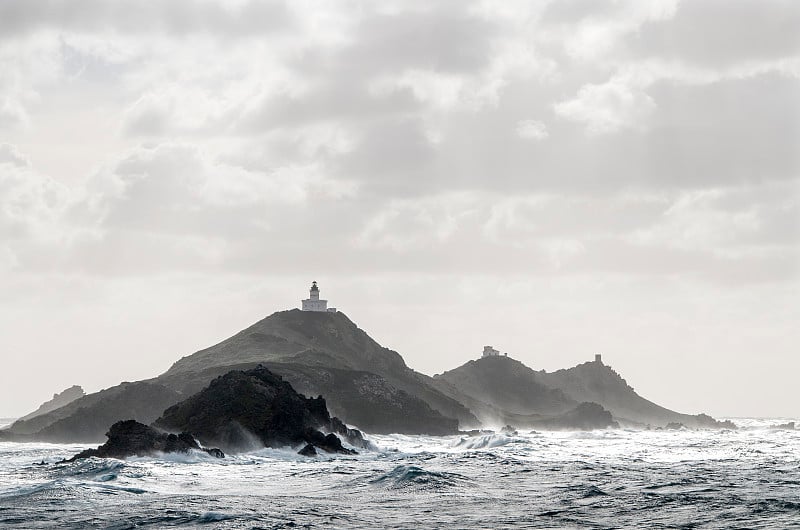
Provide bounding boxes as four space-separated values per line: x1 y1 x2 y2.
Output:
5 382 182 442
538 361 735 428
530 402 619 430
436 355 734 429
154 365 365 454
68 420 224 461
17 385 85 423
433 356 577 424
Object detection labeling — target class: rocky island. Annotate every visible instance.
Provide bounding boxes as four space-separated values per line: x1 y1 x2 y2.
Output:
3 288 737 448
67 366 365 460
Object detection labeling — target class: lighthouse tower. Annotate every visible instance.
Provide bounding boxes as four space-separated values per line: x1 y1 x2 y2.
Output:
301 281 336 312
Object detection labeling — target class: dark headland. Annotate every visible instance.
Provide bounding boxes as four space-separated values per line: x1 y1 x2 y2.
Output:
2 303 735 454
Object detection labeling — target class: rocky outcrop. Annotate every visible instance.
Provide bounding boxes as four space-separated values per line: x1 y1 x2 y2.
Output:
158 361 460 435
68 420 224 461
531 402 618 430
17 385 85 423
154 365 365 454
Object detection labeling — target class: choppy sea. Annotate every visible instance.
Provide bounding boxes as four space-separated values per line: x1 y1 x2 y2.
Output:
1 418 798 529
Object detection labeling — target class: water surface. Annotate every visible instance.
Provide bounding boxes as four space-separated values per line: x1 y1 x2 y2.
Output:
1 418 798 529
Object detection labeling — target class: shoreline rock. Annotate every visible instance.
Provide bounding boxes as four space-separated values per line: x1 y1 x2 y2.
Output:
67 420 224 461
154 365 365 455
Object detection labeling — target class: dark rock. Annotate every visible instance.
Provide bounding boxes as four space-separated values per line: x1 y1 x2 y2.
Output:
665 422 686 430
68 420 224 461
499 425 518 435
154 366 361 454
298 443 317 457
532 402 619 430
691 414 737 429
772 421 795 430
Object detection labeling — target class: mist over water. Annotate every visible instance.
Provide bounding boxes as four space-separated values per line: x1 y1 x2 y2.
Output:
2 418 799 529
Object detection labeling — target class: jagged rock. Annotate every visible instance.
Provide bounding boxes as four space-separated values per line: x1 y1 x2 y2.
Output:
500 425 518 435
532 402 619 430
692 414 736 429
665 422 686 430
154 366 361 454
298 443 317 456
772 421 795 430
67 420 224 461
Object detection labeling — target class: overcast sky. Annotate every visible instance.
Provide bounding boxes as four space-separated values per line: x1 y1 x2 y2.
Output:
1 0 798 419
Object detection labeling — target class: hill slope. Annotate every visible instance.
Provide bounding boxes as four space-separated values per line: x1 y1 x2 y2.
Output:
5 310 473 441
433 356 577 425
159 309 477 429
5 382 181 442
538 360 730 428
437 355 731 429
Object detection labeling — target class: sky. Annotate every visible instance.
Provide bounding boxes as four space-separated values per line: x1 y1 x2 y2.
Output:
1 0 798 419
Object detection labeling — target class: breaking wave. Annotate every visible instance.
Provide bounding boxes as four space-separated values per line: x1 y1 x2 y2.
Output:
1 419 799 528
368 465 471 490
453 433 522 450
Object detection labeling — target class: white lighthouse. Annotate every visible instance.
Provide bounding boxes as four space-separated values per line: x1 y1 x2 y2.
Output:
301 281 337 312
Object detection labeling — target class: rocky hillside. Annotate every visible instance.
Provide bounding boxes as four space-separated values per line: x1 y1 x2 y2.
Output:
5 382 182 442
538 360 732 428
17 385 85 423
437 355 731 429
5 310 471 441
433 356 576 423
158 309 476 430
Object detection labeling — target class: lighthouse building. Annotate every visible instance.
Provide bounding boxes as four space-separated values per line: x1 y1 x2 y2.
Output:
301 281 337 312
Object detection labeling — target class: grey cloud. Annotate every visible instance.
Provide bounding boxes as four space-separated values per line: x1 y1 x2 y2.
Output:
632 0 800 67
333 71 799 195
342 7 498 75
641 73 799 186
336 118 438 191
539 0 631 25
0 0 292 38
237 82 419 132
0 144 31 167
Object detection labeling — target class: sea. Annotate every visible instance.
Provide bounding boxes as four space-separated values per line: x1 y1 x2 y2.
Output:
1 417 798 529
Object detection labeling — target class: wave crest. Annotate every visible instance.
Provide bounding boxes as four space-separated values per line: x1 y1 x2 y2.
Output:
369 465 470 491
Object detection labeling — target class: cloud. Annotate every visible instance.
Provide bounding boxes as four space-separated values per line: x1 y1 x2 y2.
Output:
0 0 293 38
554 75 656 134
0 146 71 268
0 143 31 167
0 0 795 282
632 0 800 68
0 97 29 129
515 119 549 140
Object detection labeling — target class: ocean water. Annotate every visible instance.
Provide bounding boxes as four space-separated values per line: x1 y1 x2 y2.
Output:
1 418 799 529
